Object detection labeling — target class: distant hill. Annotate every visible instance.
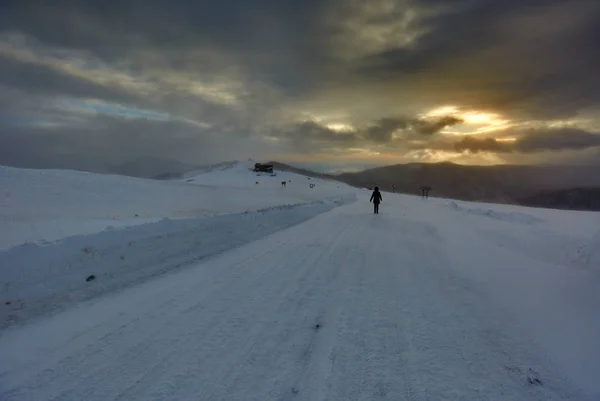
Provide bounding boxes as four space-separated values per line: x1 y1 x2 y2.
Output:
335 162 513 202
267 161 337 181
180 161 240 179
321 161 600 211
108 157 203 179
104 157 600 211
518 188 600 211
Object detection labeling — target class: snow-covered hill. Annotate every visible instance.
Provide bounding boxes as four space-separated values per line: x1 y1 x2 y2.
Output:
1 161 600 400
0 161 351 250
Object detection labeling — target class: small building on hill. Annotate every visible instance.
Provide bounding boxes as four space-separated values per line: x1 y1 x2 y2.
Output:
253 163 274 173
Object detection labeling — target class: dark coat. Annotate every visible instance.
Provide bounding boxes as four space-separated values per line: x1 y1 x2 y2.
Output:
370 190 382 204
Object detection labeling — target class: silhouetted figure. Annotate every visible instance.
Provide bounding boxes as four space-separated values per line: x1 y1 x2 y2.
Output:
370 186 383 214
421 186 431 199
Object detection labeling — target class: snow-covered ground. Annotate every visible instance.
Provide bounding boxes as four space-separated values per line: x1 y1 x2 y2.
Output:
1 163 600 400
0 162 348 250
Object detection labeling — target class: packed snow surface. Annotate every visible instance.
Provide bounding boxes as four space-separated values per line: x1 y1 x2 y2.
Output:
1 162 600 400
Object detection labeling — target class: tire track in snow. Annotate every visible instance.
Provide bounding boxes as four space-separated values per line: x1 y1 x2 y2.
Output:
201 219 358 401
278 218 364 401
323 244 369 401
195 211 360 400
357 215 421 401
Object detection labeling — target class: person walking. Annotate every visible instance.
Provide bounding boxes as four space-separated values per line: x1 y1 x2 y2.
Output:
370 186 383 214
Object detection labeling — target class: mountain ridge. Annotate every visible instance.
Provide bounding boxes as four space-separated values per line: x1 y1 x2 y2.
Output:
272 160 600 211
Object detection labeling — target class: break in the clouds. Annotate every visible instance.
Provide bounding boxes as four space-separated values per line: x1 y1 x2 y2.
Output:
1 0 600 173
277 114 465 151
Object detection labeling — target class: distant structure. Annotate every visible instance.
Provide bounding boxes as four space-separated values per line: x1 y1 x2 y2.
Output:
421 186 431 199
253 163 273 173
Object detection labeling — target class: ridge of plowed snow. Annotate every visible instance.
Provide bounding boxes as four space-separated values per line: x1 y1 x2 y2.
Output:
1 195 356 329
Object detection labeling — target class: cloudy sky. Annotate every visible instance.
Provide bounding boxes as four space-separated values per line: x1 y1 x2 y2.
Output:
1 0 600 173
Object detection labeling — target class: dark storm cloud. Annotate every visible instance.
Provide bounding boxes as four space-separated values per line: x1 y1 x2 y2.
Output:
278 121 360 151
0 55 139 105
279 114 464 149
362 115 463 140
0 0 330 96
1 0 600 170
413 116 463 136
450 128 600 154
516 128 600 153
0 114 264 173
6 0 594 110
357 0 600 119
364 118 410 143
451 137 512 154
0 45 246 126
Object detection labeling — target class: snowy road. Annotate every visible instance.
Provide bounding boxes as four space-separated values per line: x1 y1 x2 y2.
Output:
0 201 590 400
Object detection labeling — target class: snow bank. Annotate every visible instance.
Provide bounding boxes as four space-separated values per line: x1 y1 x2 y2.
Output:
447 200 543 224
440 223 600 395
386 192 600 394
438 197 600 276
573 229 600 275
1 194 356 328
